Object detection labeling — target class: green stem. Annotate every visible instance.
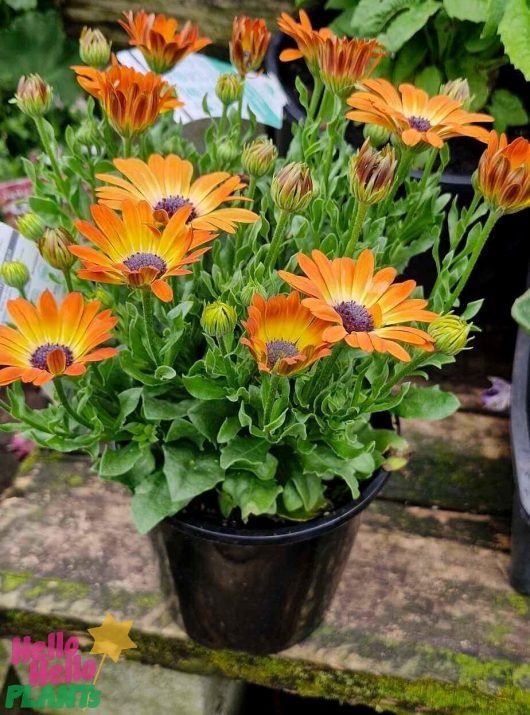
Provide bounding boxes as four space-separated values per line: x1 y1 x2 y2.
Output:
322 116 340 194
218 104 228 137
430 191 482 300
54 379 93 430
122 135 132 158
247 176 257 200
18 286 26 299
307 76 323 122
344 202 368 256
263 373 280 428
34 116 68 198
447 209 501 310
62 268 74 293
141 289 158 364
306 342 345 403
417 147 438 194
265 210 290 272
378 148 414 217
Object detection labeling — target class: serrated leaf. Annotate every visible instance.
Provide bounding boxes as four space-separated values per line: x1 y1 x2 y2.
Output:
220 436 271 471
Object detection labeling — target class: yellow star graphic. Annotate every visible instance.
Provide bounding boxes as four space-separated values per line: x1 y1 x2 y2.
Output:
87 613 137 663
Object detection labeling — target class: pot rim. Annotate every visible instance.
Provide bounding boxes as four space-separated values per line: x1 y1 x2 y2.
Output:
165 467 391 545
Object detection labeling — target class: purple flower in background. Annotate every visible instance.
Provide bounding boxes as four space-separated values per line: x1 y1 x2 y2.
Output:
481 376 512 412
9 433 36 461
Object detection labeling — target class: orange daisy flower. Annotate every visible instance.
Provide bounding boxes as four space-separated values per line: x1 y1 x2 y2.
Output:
72 56 182 138
96 154 258 232
318 37 385 99
230 16 271 77
278 249 437 362
119 10 211 74
277 10 333 74
241 292 331 375
0 290 117 387
346 79 493 149
72 200 216 302
477 131 530 214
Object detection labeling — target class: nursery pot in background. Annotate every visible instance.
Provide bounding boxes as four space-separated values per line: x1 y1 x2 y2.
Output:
510 310 530 595
158 466 390 654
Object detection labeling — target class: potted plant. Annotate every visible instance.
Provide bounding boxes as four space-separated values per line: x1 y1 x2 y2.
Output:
0 9 527 655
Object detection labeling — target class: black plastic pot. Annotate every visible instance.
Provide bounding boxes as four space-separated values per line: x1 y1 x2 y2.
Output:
510 314 530 594
159 466 390 654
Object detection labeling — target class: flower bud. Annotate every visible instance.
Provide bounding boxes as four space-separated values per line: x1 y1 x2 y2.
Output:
217 139 239 164
17 212 46 241
76 119 100 147
0 261 29 293
349 139 397 205
428 313 470 355
242 136 278 177
440 78 472 109
201 301 237 337
215 73 243 106
79 27 112 69
271 162 313 213
38 227 75 271
363 123 391 148
14 74 53 118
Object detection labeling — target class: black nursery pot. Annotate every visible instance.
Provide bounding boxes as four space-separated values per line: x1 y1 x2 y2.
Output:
159 467 390 654
510 315 530 594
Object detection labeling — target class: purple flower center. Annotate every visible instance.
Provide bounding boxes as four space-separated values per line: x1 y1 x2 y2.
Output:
408 116 431 132
153 195 197 221
30 343 74 371
334 301 374 333
123 252 167 277
266 340 299 370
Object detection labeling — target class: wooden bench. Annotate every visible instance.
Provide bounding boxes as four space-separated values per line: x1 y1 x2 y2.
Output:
0 335 528 714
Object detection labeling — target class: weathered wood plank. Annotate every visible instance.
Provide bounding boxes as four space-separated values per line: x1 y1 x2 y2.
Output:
383 411 513 514
61 0 289 46
0 459 528 715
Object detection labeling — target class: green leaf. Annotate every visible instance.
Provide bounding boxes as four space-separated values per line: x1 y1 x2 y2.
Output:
182 374 226 400
461 299 484 320
143 391 188 420
482 0 506 37
395 384 460 420
188 400 234 443
488 88 529 132
415 65 443 96
220 436 271 471
392 37 427 84
349 0 422 36
132 472 185 534
28 196 61 216
5 0 38 9
217 416 242 443
154 366 177 381
499 0 530 81
512 288 530 332
222 473 282 520
291 473 327 512
444 0 488 22
118 388 142 420
162 445 224 503
378 1 441 53
99 443 142 478
166 417 205 449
